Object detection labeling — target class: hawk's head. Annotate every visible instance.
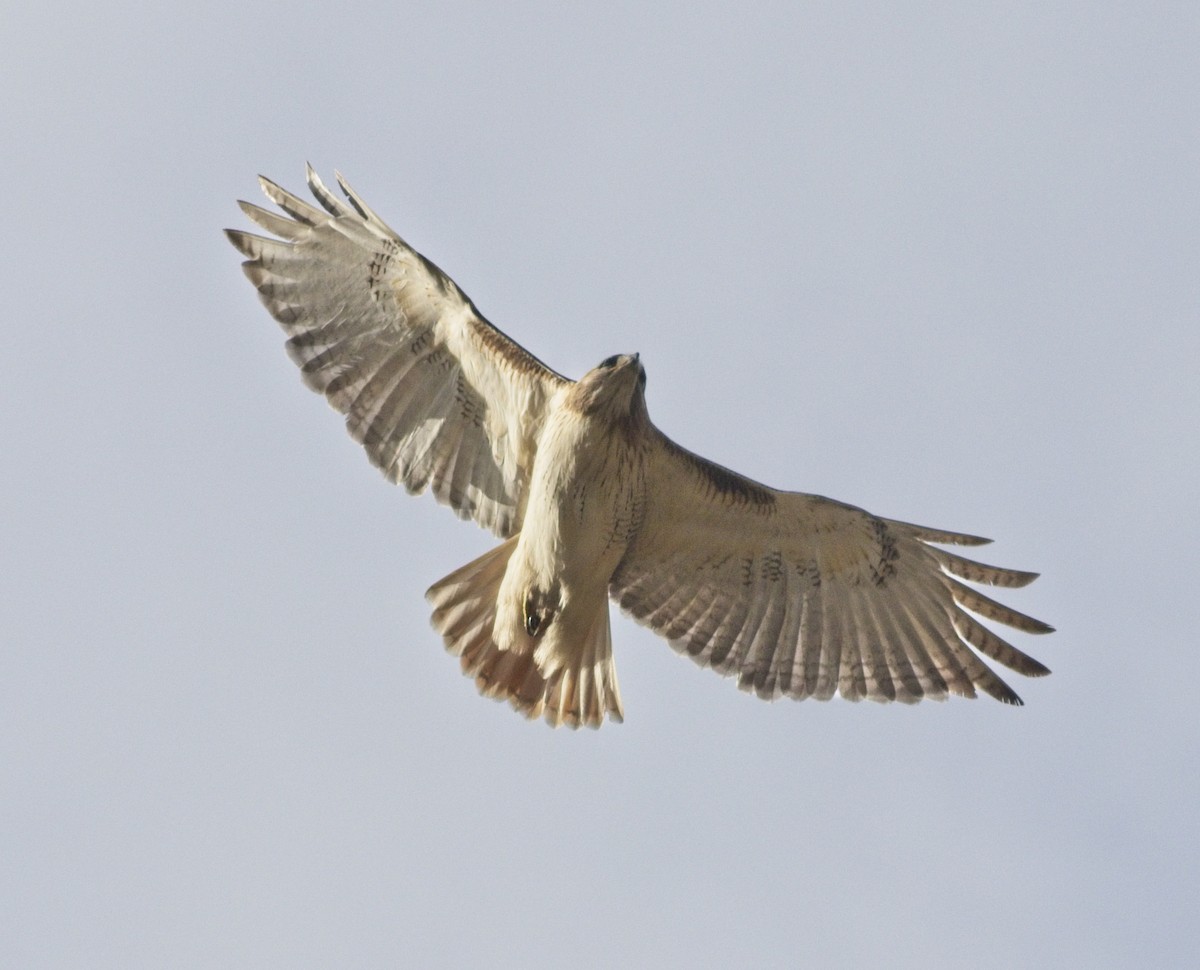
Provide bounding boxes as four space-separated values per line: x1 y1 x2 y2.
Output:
569 352 647 419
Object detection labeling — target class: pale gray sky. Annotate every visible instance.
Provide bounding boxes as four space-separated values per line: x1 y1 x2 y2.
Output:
4 3 1198 967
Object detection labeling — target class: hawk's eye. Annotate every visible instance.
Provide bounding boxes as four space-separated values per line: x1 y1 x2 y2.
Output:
599 354 621 369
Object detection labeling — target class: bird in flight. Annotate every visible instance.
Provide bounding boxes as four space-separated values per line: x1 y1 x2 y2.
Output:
226 166 1053 728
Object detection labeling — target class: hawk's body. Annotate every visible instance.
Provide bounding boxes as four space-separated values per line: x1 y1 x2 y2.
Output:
227 167 1053 728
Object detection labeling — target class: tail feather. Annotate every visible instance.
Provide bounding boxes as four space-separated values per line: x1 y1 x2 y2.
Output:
426 540 624 728
537 605 624 728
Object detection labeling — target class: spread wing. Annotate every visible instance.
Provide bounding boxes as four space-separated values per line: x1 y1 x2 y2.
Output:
226 166 569 538
611 429 1054 704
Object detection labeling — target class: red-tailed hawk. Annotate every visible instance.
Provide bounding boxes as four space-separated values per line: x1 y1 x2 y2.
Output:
226 167 1053 728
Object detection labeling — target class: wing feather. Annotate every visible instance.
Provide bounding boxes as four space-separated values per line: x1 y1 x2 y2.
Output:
764 569 798 697
897 588 973 698
927 547 1039 588
951 612 1051 677
258 175 327 226
836 588 870 702
813 578 844 701
887 601 948 699
854 585 897 702
944 576 1055 634
707 586 751 671
334 170 395 231
752 567 794 697
871 591 926 702
237 201 309 242
799 576 827 698
611 427 1052 706
227 168 569 537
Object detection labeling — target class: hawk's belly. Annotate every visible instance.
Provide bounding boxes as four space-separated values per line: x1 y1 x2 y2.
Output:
518 407 646 596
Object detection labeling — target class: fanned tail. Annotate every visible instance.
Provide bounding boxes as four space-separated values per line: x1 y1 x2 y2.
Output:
535 596 624 728
426 540 624 728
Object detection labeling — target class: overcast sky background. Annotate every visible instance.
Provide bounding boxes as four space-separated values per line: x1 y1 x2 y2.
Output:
4 3 1198 967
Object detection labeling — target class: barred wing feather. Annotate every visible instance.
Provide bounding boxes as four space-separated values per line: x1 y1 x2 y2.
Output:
612 430 1053 705
225 167 568 538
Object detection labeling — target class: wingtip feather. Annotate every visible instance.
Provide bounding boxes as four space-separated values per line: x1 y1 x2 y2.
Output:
224 227 253 256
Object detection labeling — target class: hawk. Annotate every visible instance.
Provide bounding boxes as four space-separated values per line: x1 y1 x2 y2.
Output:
226 166 1053 728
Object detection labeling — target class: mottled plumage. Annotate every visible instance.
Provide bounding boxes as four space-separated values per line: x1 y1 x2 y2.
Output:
227 167 1053 728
